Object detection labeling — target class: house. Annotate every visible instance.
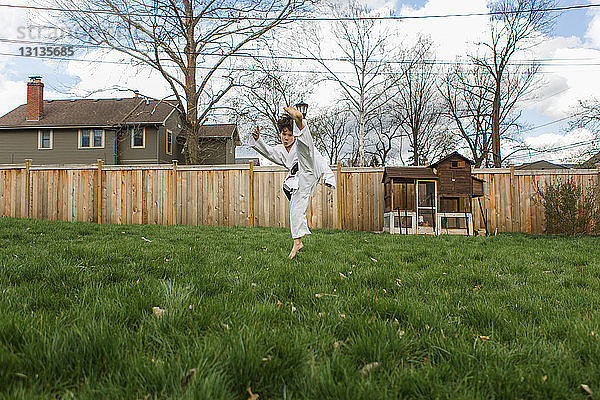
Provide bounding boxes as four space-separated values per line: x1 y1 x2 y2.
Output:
382 152 484 236
515 160 571 170
583 152 600 168
195 124 240 165
0 76 239 165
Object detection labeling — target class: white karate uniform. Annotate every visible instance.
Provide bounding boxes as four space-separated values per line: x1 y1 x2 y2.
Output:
249 121 336 238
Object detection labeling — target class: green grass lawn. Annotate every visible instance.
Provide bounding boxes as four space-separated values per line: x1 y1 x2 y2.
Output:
1 217 600 399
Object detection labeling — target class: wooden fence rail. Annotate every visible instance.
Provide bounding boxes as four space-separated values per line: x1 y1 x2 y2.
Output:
1 162 598 234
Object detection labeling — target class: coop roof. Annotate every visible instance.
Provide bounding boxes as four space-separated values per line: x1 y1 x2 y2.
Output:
382 166 438 183
428 152 474 169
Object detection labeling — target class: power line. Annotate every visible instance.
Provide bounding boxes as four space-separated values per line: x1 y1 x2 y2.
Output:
0 2 598 21
5 40 600 75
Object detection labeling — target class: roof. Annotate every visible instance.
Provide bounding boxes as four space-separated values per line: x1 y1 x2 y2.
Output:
583 151 600 167
515 160 570 170
0 98 179 129
198 124 238 139
428 151 474 168
382 166 438 183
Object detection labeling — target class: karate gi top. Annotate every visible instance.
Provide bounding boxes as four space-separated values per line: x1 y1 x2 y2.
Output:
248 128 336 192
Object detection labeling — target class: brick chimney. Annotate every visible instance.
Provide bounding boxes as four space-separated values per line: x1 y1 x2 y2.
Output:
26 76 44 121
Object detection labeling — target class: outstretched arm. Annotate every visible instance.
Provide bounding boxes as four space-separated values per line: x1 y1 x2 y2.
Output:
248 126 287 167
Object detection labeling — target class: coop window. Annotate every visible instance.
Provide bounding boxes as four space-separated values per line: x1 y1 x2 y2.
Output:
451 160 464 169
395 215 412 229
442 217 467 229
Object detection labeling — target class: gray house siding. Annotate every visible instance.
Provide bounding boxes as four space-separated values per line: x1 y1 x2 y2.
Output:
117 125 160 164
160 110 183 163
0 128 116 165
225 139 236 164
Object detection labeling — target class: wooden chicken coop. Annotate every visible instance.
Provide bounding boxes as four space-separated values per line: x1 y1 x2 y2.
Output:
382 152 484 235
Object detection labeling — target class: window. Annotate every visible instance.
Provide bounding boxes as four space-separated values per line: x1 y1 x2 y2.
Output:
450 160 464 169
131 127 145 148
166 129 173 155
79 129 104 149
38 129 52 150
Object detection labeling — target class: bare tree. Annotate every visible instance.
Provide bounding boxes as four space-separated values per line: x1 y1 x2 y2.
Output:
473 0 556 166
310 107 351 164
231 44 316 144
50 0 313 163
303 0 400 166
364 105 403 166
389 36 451 165
440 58 535 168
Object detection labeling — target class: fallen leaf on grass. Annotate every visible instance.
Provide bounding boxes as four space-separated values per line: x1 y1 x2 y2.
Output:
339 313 346 319
182 368 196 392
581 384 593 396
247 386 259 400
152 307 165 317
397 329 405 337
262 355 272 362
396 279 402 288
262 247 268 252
141 237 152 242
237 256 242 261
333 341 341 349
360 362 380 376
276 300 282 307
251 283 257 287
370 257 378 263
315 293 338 298
188 304 194 311
339 272 347 279
291 304 297 313
542 375 547 382
473 334 490 343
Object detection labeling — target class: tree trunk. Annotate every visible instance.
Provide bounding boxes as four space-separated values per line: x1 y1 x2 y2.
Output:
358 110 365 167
492 80 502 167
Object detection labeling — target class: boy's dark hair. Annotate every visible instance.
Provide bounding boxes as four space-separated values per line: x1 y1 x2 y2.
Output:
277 114 293 133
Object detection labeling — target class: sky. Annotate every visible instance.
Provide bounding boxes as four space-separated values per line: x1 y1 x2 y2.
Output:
0 0 599 165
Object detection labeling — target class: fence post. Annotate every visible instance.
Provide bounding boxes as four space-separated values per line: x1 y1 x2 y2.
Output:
249 161 254 228
597 167 600 207
337 163 342 230
509 165 515 232
97 159 103 224
172 160 178 225
25 159 32 218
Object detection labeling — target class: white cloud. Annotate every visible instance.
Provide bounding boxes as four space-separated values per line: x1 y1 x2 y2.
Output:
505 128 596 164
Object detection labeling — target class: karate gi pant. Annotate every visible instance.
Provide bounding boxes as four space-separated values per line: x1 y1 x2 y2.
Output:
289 123 320 239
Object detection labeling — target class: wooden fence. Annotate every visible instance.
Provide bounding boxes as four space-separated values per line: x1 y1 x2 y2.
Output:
1 161 598 234
472 167 600 234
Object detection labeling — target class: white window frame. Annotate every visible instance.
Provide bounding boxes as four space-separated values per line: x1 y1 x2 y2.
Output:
131 126 146 149
38 129 53 150
78 128 105 149
166 129 173 155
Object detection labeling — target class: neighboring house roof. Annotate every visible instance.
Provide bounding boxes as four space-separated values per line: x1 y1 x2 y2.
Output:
0 98 179 129
583 152 600 168
514 160 570 170
198 124 238 139
382 166 438 183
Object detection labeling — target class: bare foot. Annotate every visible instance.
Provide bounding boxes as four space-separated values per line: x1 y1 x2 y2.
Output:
288 242 304 259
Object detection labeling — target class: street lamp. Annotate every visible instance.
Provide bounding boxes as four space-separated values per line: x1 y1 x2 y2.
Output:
294 100 308 118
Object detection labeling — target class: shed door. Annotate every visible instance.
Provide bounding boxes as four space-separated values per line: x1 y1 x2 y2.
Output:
417 180 437 235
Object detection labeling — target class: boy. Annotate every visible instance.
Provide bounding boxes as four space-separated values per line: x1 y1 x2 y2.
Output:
249 106 336 259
